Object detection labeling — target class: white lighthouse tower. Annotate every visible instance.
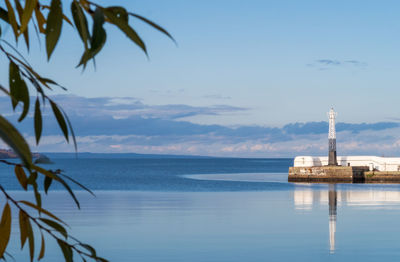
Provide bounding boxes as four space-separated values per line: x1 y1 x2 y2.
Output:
328 108 338 166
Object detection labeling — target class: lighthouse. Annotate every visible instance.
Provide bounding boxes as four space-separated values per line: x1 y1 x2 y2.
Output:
328 108 338 166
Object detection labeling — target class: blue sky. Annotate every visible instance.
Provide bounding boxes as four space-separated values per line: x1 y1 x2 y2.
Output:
2 0 400 156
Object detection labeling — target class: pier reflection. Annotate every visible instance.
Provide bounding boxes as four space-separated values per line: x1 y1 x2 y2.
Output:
294 186 400 254
328 184 336 254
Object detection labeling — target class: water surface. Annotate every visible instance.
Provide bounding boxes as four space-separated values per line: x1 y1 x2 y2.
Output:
2 158 400 261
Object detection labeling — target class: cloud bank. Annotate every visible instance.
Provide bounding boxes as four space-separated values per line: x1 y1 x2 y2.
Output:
2 95 400 157
307 59 367 70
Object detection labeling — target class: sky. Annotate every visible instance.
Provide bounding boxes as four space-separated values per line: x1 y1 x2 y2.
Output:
2 0 400 157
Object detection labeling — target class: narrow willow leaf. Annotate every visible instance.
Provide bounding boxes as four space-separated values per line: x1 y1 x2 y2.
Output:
129 12 175 43
81 244 96 257
18 200 65 224
5 0 19 40
26 171 37 185
13 0 30 49
34 98 42 144
71 1 90 49
18 80 30 122
40 4 72 26
0 115 32 167
34 187 41 210
91 8 106 53
38 233 45 260
104 6 147 54
16 79 29 122
44 176 52 194
9 61 20 109
60 173 94 196
49 101 69 142
20 0 38 34
45 0 63 59
14 0 23 22
19 210 28 249
31 165 58 179
31 165 80 208
60 107 77 152
38 77 62 87
0 8 9 23
15 165 28 190
27 217 34 262
57 240 73 262
34 7 45 33
40 218 67 238
9 61 30 121
0 203 11 258
57 177 80 209
78 7 106 67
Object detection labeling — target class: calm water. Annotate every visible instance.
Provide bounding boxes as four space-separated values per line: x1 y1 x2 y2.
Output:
2 158 400 261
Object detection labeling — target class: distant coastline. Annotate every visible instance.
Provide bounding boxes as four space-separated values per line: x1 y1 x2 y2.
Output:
0 149 43 159
42 152 218 159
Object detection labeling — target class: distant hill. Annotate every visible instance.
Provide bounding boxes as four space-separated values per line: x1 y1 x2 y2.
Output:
0 149 43 159
42 152 217 159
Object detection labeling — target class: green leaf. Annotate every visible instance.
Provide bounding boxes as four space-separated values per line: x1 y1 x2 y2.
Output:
90 8 106 55
71 1 90 49
60 173 94 196
9 61 19 109
18 200 65 224
0 203 11 258
0 8 10 23
81 244 96 257
31 165 81 208
78 7 106 67
26 171 37 185
5 0 19 41
9 61 30 121
13 0 30 50
50 100 69 142
15 165 28 190
45 0 63 59
0 115 32 167
44 176 52 194
38 233 45 260
27 216 34 262
34 187 41 210
19 210 28 249
60 106 77 152
40 218 68 239
20 0 38 35
34 7 45 33
57 240 73 262
129 12 175 43
57 176 80 209
104 6 147 54
34 98 42 144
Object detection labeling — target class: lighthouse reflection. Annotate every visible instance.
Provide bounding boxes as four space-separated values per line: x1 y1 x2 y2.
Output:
294 186 400 254
328 184 337 254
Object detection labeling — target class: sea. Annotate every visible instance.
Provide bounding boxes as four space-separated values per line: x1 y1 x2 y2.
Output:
2 157 400 261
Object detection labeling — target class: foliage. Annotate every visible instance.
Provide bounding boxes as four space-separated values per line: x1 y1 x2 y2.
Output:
0 0 173 261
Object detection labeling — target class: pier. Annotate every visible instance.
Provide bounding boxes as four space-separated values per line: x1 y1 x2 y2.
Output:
288 108 400 183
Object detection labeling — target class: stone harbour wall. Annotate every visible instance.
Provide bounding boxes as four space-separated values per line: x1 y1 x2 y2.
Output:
364 171 400 183
288 166 369 183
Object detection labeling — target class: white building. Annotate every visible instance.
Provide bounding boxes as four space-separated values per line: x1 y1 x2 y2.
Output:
294 156 400 171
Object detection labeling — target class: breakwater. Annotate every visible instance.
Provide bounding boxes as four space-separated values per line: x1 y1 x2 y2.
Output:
287 166 385 183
